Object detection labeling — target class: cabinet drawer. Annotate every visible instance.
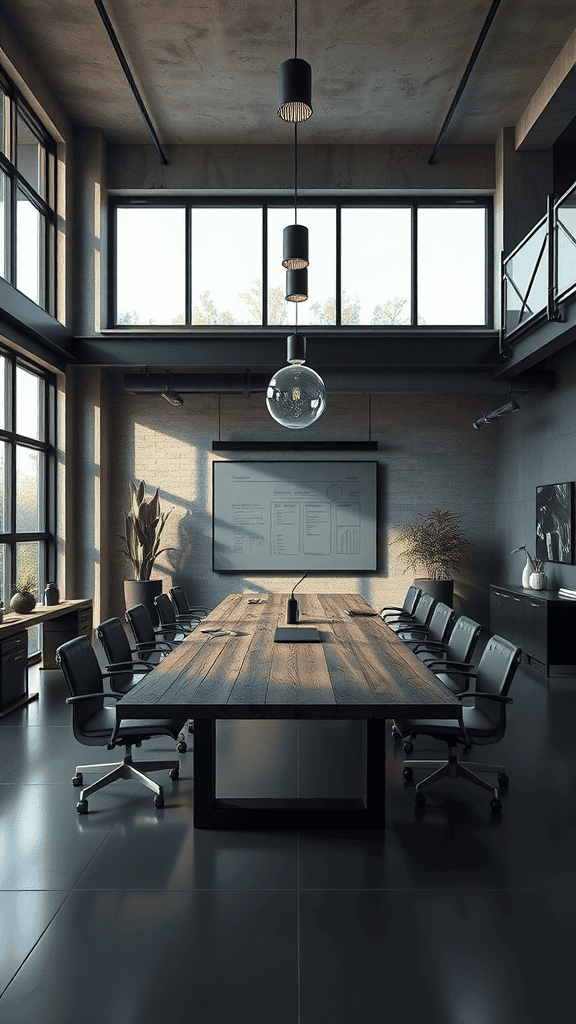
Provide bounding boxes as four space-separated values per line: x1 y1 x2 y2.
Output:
77 609 93 633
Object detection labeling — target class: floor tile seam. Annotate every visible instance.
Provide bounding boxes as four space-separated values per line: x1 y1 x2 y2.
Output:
68 886 301 893
68 816 132 891
0 888 74 1000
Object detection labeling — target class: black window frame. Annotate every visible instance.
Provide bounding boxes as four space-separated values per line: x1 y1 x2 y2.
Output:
0 67 57 316
109 194 493 330
0 345 57 646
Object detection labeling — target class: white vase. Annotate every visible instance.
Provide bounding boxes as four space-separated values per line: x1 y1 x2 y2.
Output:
529 572 547 590
522 559 532 588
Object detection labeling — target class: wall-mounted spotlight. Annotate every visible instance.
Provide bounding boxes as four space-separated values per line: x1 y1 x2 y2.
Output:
472 399 519 429
161 373 183 406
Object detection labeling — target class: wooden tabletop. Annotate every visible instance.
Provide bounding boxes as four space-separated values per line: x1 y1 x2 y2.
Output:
118 593 461 721
0 599 92 641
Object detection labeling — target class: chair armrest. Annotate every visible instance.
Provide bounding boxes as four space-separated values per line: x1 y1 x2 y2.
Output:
458 692 513 705
425 661 475 673
379 605 405 614
396 625 429 638
66 691 122 704
105 661 154 673
134 639 178 651
412 640 448 654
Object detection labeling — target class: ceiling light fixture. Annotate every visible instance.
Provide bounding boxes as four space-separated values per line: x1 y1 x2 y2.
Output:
277 0 312 123
266 333 326 430
161 373 183 406
472 399 519 429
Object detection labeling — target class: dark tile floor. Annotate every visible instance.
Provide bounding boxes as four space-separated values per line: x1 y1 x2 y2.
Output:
0 655 575 1022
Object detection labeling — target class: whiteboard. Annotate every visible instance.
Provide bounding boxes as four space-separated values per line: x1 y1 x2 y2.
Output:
212 461 377 572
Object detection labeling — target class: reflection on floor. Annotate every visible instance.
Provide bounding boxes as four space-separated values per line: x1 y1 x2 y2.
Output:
0 657 575 1022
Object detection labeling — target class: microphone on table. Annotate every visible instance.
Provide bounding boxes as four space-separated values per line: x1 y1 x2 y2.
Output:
286 572 308 625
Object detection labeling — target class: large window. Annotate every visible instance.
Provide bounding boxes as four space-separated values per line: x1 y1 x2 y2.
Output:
111 197 491 328
0 347 56 656
0 69 56 314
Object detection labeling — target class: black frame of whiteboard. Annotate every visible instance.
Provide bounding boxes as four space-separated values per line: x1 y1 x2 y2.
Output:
212 460 378 573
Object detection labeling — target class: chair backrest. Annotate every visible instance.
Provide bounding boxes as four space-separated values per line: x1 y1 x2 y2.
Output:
154 592 177 625
473 634 522 739
446 616 482 664
170 586 188 616
96 616 132 665
125 603 157 646
422 602 456 644
402 585 422 616
412 591 436 627
57 635 105 738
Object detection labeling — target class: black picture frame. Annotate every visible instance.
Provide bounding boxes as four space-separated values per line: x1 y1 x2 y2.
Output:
536 482 573 564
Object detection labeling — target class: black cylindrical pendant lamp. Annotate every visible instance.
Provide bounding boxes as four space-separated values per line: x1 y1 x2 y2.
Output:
277 58 312 122
287 333 306 363
282 224 309 269
286 268 308 302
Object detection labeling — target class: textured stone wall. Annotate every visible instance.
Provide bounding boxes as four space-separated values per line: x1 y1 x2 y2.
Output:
102 370 498 625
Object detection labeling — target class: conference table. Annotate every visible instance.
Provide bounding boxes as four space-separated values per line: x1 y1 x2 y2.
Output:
117 592 461 829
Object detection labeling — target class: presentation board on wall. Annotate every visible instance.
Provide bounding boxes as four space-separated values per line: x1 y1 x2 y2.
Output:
212 460 378 572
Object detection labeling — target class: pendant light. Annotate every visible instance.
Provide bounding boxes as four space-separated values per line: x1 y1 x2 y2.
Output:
266 331 326 430
282 125 309 273
277 0 312 123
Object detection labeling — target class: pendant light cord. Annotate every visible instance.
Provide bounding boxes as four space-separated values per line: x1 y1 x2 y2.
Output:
294 123 298 225
294 0 298 59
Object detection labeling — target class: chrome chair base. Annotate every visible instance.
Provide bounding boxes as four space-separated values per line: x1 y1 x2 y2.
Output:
73 744 180 806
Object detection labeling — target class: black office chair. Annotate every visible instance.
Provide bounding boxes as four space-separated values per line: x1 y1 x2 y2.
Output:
169 585 208 622
154 593 198 637
395 601 455 649
96 616 188 751
125 603 182 656
384 590 436 635
412 615 483 691
57 635 188 813
396 635 522 814
379 585 422 626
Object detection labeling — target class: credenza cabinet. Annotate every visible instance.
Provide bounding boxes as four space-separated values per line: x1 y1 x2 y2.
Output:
0 631 28 711
490 584 576 675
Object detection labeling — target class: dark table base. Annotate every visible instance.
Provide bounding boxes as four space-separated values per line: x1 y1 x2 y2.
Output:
193 718 388 829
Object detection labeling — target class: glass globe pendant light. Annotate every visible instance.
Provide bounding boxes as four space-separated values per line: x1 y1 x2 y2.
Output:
266 333 326 430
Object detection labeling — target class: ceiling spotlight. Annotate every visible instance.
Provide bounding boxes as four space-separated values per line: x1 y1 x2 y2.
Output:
472 399 519 429
161 372 183 406
162 390 183 407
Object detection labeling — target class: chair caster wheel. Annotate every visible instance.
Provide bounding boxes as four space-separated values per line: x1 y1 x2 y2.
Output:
497 773 509 788
154 793 164 809
72 773 83 787
415 793 426 809
403 740 414 754
391 724 401 740
188 722 194 733
490 798 502 815
403 767 413 783
76 800 88 814
169 767 179 781
177 741 187 753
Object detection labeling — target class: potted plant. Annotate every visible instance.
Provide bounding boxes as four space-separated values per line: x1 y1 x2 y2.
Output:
121 480 173 625
394 507 470 605
9 574 37 614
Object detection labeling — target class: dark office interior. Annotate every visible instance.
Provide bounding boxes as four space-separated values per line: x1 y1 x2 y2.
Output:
1 1 576 1020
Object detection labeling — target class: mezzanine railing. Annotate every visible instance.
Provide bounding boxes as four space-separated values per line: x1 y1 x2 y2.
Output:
502 184 576 350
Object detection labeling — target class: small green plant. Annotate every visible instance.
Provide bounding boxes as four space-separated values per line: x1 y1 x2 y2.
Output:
394 508 470 580
120 480 173 581
12 574 37 597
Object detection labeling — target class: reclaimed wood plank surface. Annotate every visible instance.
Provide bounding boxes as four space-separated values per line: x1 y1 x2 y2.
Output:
118 592 460 718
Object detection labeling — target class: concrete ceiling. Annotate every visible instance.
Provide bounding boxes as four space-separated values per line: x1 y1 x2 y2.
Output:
0 0 575 147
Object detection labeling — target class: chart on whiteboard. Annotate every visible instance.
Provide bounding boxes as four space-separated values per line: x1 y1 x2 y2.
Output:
213 461 377 571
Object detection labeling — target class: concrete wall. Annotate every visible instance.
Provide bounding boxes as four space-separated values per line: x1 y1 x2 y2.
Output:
80 370 500 626
494 342 576 591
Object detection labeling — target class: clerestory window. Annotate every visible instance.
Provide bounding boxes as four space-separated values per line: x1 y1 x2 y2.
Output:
110 197 491 329
0 68 57 314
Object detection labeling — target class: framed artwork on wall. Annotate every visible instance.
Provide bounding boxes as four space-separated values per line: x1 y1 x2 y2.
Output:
536 482 573 563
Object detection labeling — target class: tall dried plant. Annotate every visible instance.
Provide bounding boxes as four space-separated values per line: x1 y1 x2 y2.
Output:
120 480 173 581
394 508 470 580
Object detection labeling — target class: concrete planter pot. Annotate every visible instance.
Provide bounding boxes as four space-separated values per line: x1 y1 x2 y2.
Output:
124 579 162 626
414 578 454 606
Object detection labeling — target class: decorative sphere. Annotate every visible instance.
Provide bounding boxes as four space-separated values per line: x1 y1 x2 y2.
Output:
266 364 326 429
